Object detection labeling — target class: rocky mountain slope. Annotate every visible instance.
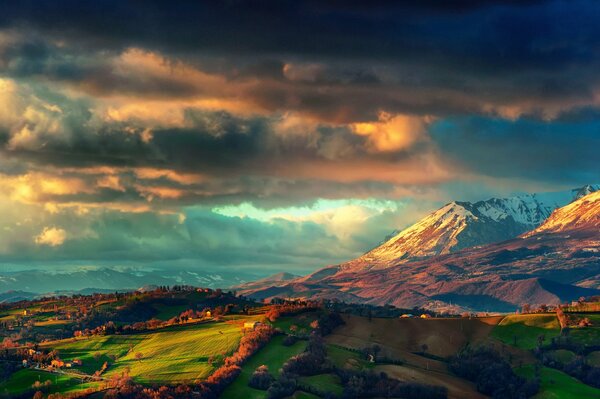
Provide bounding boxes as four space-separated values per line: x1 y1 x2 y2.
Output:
341 185 598 271
239 189 600 312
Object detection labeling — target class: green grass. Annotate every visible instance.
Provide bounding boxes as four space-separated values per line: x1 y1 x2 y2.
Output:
516 365 600 399
491 314 561 349
0 369 88 397
547 349 576 364
569 327 600 345
49 319 250 384
299 374 343 396
221 335 307 399
327 345 373 371
273 312 320 335
152 303 188 321
559 313 600 345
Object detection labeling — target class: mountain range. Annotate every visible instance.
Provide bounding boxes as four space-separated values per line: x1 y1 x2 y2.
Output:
237 185 600 312
0 267 262 301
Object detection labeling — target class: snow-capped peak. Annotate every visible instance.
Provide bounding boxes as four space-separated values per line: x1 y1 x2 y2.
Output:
341 185 599 271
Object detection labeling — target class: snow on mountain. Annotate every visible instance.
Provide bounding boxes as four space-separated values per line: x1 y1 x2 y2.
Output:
341 185 598 271
240 188 600 312
524 190 600 236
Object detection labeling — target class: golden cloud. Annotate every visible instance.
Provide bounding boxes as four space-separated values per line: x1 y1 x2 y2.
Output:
351 112 433 153
35 226 67 246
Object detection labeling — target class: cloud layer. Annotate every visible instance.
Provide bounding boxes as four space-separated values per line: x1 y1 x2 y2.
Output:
0 1 598 273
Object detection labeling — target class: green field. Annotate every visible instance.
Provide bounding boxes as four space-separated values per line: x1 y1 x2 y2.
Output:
0 369 98 397
327 345 373 371
48 319 254 384
562 313 600 345
299 373 343 396
516 365 600 399
221 335 307 399
152 303 189 321
492 314 561 349
272 312 320 335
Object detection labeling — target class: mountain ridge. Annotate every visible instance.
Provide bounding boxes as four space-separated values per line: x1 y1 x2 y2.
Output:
238 188 600 312
341 185 598 271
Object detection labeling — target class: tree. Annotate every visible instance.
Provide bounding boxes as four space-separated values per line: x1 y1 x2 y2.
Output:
249 365 274 390
135 352 144 362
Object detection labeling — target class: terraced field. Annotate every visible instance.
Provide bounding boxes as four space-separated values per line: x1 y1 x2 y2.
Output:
491 314 561 349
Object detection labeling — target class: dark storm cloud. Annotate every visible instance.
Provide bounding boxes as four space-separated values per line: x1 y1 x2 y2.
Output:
1 1 600 122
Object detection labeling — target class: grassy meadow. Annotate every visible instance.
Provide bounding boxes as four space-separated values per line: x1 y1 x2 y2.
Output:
491 314 561 349
516 365 600 399
48 318 256 384
220 334 307 399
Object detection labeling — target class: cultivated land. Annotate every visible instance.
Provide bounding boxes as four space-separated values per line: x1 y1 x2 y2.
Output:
323 314 499 399
47 316 260 384
221 334 307 399
3 290 600 399
491 314 561 349
325 314 502 358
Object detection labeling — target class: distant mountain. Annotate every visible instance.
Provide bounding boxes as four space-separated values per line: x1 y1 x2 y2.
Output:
341 185 598 271
0 290 37 303
524 190 600 236
240 189 600 312
0 267 263 295
233 272 299 292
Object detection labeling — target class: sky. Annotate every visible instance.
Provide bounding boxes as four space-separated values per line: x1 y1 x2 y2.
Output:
0 0 599 275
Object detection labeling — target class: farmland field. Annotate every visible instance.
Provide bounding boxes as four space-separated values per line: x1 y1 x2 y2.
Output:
0 369 98 397
47 317 259 384
326 345 373 370
220 334 307 399
516 365 600 399
491 314 561 349
325 314 501 358
299 373 343 396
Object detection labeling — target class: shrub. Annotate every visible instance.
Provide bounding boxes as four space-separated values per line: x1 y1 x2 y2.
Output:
249 365 275 390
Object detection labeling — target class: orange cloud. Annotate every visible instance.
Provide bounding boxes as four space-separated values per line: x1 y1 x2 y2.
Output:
134 168 205 185
135 185 186 200
352 112 433 152
96 175 125 192
0 172 93 204
35 226 67 246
